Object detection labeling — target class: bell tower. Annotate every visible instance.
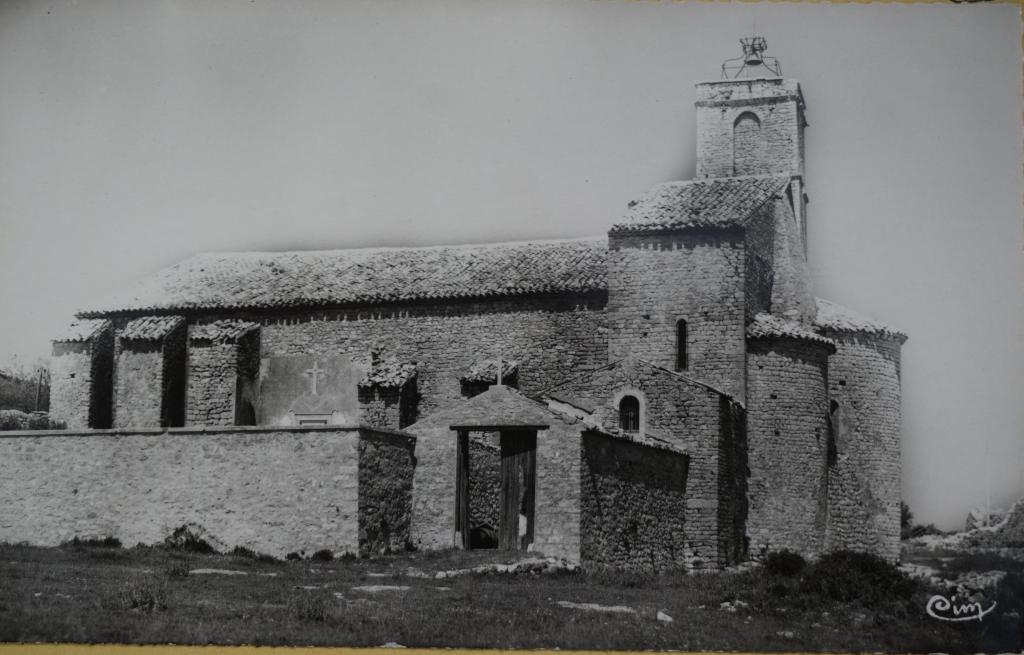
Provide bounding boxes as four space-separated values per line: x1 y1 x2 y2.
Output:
694 37 809 250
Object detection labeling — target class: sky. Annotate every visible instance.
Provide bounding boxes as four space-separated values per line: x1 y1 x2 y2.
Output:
0 0 1020 530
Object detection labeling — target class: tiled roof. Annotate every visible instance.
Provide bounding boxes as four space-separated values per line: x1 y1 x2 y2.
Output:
80 237 608 316
461 359 519 384
120 316 184 341
189 320 259 343
359 357 417 389
747 313 836 351
52 318 110 343
445 384 556 429
610 175 791 233
814 298 907 342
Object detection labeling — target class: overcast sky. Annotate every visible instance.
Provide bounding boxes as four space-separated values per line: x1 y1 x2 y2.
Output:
0 0 1020 529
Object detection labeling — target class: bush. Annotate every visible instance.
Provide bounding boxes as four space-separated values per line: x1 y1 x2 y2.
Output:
310 549 334 562
119 575 169 613
231 545 281 564
0 410 28 431
0 410 64 431
64 536 122 549
763 550 806 577
286 551 303 561
801 551 916 603
164 525 217 554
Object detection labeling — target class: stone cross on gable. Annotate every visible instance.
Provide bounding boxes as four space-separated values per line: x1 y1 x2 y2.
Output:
304 360 325 395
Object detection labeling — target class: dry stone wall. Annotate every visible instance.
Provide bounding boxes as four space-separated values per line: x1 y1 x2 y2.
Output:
0 427 411 558
746 338 830 558
358 430 416 555
823 332 902 561
607 230 747 400
580 431 689 570
186 339 238 426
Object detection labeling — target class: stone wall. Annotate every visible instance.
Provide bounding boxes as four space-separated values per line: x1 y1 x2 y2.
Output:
50 326 114 430
468 433 501 535
358 430 416 555
746 338 830 558
114 341 164 428
695 78 805 179
257 295 607 426
532 422 581 561
50 342 94 430
408 421 458 552
541 359 736 568
408 408 583 562
744 197 814 324
579 431 689 570
823 332 902 561
358 386 401 429
113 321 187 429
0 426 409 557
607 230 747 400
186 339 238 426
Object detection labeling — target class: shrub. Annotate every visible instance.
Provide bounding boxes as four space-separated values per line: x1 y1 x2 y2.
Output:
801 550 916 603
164 525 217 554
310 549 334 562
65 536 122 549
0 410 28 431
231 545 281 564
119 575 169 613
286 552 302 561
763 550 806 577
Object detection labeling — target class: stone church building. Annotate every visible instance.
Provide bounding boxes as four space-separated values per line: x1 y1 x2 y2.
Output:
7 50 907 569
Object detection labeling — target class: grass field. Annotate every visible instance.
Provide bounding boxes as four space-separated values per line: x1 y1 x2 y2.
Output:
0 542 1020 652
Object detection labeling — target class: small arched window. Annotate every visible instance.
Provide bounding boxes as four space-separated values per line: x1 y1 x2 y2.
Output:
619 395 640 432
676 319 688 371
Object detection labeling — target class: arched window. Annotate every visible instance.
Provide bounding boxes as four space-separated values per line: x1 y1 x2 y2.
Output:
733 111 763 175
676 319 688 371
619 395 640 432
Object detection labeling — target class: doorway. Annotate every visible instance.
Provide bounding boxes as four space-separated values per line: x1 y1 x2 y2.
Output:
456 429 537 551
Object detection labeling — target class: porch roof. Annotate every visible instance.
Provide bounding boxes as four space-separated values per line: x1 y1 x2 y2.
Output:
447 385 554 430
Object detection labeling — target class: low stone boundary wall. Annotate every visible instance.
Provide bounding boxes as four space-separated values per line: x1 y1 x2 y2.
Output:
0 425 414 558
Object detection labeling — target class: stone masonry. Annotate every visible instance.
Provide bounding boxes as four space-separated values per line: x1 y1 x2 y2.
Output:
0 426 414 558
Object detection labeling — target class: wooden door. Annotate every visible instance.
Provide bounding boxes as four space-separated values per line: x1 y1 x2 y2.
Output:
499 430 536 551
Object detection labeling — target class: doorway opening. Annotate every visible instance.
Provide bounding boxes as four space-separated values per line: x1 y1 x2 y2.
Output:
455 429 537 551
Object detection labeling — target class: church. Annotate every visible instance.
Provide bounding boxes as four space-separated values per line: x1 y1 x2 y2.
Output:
12 40 906 569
